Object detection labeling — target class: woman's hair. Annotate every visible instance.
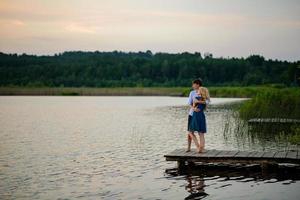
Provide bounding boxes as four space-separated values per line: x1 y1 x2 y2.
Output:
198 87 208 101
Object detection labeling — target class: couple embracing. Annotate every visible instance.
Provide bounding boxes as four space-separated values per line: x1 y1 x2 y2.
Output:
186 79 210 153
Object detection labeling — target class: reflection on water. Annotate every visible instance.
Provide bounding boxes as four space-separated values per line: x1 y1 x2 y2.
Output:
0 96 299 199
185 176 207 200
166 162 300 200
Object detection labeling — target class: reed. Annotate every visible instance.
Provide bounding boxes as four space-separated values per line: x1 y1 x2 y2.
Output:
288 126 300 144
236 88 300 145
239 88 300 120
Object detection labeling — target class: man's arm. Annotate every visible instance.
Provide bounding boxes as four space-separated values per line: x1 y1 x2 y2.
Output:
188 91 200 112
188 91 193 106
194 97 206 104
197 100 206 104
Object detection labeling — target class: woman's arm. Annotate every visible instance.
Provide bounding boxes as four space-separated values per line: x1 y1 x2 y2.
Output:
194 97 206 104
198 100 206 104
195 99 206 104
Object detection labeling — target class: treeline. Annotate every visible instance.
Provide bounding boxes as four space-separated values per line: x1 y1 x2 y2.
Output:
0 51 299 87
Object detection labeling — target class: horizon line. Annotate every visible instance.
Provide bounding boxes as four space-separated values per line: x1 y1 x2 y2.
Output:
1 50 299 63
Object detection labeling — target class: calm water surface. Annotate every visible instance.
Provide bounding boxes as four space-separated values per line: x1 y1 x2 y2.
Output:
0 96 299 199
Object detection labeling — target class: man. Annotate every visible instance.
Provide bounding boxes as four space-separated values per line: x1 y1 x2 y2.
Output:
186 78 210 152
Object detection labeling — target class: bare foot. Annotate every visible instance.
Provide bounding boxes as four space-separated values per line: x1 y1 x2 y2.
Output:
198 147 206 153
197 147 202 153
200 149 206 153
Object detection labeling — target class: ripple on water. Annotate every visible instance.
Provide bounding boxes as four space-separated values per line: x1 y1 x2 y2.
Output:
0 97 299 199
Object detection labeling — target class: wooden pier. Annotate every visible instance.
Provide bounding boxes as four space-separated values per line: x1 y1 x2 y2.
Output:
164 149 300 171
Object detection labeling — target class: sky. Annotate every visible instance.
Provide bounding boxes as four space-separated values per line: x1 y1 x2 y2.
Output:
0 0 299 61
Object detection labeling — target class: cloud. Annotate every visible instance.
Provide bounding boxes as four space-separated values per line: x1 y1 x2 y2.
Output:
0 0 71 22
0 0 299 61
11 19 25 26
0 19 25 26
64 23 99 34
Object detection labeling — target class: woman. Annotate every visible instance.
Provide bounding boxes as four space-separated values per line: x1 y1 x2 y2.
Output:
189 87 208 153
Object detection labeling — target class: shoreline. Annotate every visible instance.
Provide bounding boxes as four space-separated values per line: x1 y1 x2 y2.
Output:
0 87 187 97
0 86 297 98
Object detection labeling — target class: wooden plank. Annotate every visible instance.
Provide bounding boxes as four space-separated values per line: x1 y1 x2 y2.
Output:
261 151 277 158
216 150 227 157
179 149 189 157
274 151 288 159
215 150 239 157
286 151 297 160
170 148 201 157
205 149 220 156
180 149 189 156
164 149 300 165
192 149 211 157
188 150 199 157
245 151 256 157
225 150 240 157
195 149 221 157
185 150 197 157
247 151 264 158
234 151 252 158
178 148 186 153
190 149 203 156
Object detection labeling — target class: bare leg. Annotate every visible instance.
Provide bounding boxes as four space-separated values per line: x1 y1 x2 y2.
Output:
186 132 192 152
189 132 200 150
198 133 206 153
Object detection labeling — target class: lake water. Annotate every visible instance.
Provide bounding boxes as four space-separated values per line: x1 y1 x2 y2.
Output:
0 96 299 199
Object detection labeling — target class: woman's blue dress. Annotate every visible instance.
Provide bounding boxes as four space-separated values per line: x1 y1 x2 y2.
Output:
189 96 207 133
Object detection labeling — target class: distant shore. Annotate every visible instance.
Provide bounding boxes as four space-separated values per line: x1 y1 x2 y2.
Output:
0 86 188 97
0 86 294 98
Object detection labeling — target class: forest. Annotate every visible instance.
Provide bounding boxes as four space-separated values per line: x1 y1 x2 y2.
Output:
0 51 299 87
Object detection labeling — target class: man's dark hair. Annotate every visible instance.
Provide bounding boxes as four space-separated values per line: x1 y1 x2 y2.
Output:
192 78 203 86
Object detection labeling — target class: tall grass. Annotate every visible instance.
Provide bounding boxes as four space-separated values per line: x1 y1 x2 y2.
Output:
239 88 300 120
237 88 300 145
184 86 288 98
208 87 265 98
184 86 271 97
